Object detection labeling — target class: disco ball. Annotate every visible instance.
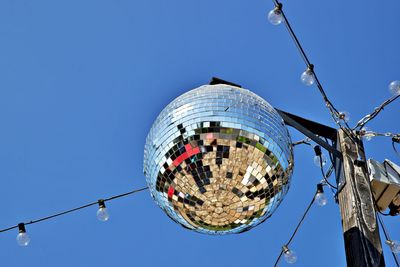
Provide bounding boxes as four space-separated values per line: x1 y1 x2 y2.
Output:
144 84 294 234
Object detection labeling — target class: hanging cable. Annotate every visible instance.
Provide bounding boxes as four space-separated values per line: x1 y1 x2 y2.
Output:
269 0 356 141
0 186 148 234
319 155 338 190
273 186 318 266
377 214 400 266
354 94 400 130
393 140 400 158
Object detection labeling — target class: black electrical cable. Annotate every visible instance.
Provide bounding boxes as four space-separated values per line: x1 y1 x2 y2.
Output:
377 214 400 267
273 190 317 266
354 94 400 130
0 186 148 233
324 138 336 166
319 155 338 190
393 141 400 158
270 0 357 145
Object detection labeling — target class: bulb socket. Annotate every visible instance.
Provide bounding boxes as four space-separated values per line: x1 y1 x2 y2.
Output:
275 3 282 10
18 223 26 233
307 64 314 71
282 245 290 253
317 184 324 194
98 199 106 209
385 240 394 246
313 145 322 156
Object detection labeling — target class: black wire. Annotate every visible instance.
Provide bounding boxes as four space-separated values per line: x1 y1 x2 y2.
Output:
355 94 400 130
393 141 400 158
377 214 400 267
0 186 148 233
271 0 358 144
273 191 317 266
324 138 337 175
319 155 338 190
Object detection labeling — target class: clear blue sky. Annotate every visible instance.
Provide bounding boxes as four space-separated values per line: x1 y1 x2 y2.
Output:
0 1 399 266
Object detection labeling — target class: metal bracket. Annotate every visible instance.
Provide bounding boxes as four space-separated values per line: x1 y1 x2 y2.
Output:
276 109 342 161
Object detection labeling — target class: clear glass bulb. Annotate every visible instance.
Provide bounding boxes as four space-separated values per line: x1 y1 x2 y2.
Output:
386 240 400 254
313 154 327 167
96 207 110 222
16 232 30 246
267 8 283 25
284 249 298 264
315 192 328 206
338 111 350 123
389 80 400 96
360 127 373 141
301 69 315 86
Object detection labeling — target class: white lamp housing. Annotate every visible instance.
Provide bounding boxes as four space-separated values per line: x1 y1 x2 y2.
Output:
368 159 400 215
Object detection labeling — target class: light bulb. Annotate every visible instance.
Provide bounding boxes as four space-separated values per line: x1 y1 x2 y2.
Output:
16 223 30 247
313 154 327 167
97 207 110 221
282 246 297 264
16 232 30 246
315 184 327 206
389 80 400 96
315 192 328 206
97 199 110 222
268 7 283 25
360 127 373 141
386 240 400 254
338 111 350 123
301 66 315 86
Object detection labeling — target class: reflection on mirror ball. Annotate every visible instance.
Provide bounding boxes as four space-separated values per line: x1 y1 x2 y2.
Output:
144 84 294 234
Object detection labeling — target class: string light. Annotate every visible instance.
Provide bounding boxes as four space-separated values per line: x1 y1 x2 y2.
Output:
96 199 110 222
268 1 399 265
315 184 327 207
273 188 318 266
16 223 30 247
267 0 356 138
354 84 400 130
282 245 298 264
267 4 283 25
300 65 316 86
0 187 148 246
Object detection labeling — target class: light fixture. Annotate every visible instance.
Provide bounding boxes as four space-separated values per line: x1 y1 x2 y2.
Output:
315 184 328 206
359 127 373 141
282 245 297 264
338 111 350 123
267 4 283 25
96 199 110 222
16 223 30 247
301 65 315 86
389 80 400 96
313 145 327 167
385 240 400 254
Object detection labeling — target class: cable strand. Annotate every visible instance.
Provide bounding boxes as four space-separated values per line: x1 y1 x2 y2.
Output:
273 190 317 266
0 186 148 233
354 94 400 130
377 214 400 267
